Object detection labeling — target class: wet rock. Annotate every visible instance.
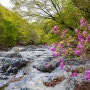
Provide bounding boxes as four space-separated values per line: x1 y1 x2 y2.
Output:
5 58 28 68
15 47 27 52
0 66 5 73
20 59 27 66
16 69 69 90
7 66 18 74
0 57 28 74
33 57 59 72
5 53 22 58
85 61 90 70
0 75 8 79
7 66 13 74
12 67 18 74
63 58 88 65
35 55 41 57
0 80 8 88
0 57 4 61
35 48 46 51
0 63 10 73
11 47 19 52
21 87 30 90
11 58 21 68
27 45 37 51
27 48 34 51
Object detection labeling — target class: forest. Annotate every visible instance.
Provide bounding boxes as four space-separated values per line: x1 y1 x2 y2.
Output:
0 0 90 47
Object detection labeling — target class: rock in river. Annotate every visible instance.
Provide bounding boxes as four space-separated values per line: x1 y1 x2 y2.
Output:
33 57 59 72
0 52 28 74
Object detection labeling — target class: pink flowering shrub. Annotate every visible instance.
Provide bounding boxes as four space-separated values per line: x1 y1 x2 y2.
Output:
84 70 90 81
50 18 90 83
50 18 90 59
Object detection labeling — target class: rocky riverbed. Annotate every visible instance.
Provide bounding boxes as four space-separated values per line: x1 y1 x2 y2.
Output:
0 45 90 90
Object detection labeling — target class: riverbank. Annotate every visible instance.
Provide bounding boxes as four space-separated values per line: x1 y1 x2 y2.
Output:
0 45 90 90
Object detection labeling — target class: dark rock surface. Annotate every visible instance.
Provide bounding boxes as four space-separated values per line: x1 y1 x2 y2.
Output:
33 57 89 73
21 87 31 90
0 52 28 75
63 58 89 65
33 57 59 72
5 53 22 58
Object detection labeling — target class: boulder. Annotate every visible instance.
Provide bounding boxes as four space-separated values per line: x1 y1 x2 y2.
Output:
33 57 59 72
0 52 28 74
5 52 22 58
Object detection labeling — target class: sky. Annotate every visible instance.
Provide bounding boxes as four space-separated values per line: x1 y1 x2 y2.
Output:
0 0 13 9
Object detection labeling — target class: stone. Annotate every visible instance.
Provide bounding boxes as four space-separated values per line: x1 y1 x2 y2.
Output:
63 59 88 65
0 75 8 79
21 87 30 90
33 57 59 72
7 66 18 74
20 59 27 66
12 67 18 74
11 58 21 69
6 52 22 58
7 66 13 74
0 80 8 88
0 63 10 73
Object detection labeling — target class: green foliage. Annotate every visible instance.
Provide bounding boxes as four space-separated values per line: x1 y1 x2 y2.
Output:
1 0 90 47
0 17 17 46
72 0 90 21
0 5 46 47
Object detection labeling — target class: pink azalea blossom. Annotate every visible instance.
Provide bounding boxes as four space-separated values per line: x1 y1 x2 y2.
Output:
62 30 67 35
88 26 90 30
79 39 84 44
50 29 54 32
58 57 63 62
54 31 59 34
60 35 64 38
84 70 90 81
81 48 85 53
71 72 77 77
84 75 90 81
86 70 90 75
75 50 80 56
86 35 90 42
80 18 84 24
63 50 67 56
84 21 88 26
62 31 65 35
59 62 64 69
77 33 82 41
50 47 55 51
45 64 50 68
53 26 58 30
56 52 60 56
58 44 63 50
51 51 56 57
82 31 86 35
77 44 83 49
80 24 83 28
75 29 78 34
